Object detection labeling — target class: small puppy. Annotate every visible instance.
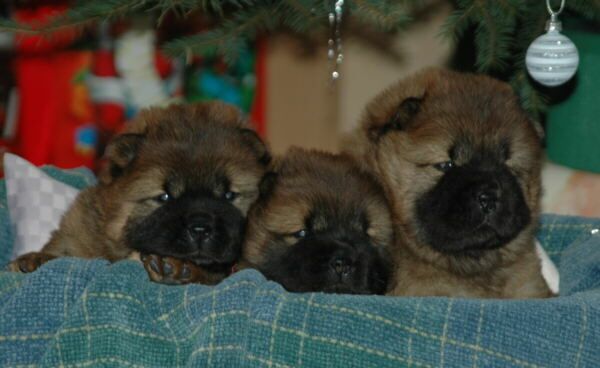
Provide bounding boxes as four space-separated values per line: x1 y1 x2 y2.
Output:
9 102 270 285
241 148 395 294
345 68 552 298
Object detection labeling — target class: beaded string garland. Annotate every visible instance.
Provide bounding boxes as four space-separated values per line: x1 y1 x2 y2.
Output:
327 0 344 82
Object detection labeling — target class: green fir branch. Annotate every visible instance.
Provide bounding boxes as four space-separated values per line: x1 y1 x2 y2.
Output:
0 0 598 119
0 18 34 34
349 0 412 31
279 0 325 33
510 69 548 121
472 1 514 72
44 0 149 31
567 0 600 22
493 0 522 19
439 8 475 42
511 1 547 70
163 5 279 61
507 1 549 118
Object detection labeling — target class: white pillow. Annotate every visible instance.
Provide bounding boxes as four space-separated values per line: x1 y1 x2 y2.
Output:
4 153 80 259
536 240 560 294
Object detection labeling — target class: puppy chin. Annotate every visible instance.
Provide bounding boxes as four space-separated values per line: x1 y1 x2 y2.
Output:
417 206 531 255
189 245 241 267
321 283 383 295
424 227 508 255
275 275 383 295
260 239 390 295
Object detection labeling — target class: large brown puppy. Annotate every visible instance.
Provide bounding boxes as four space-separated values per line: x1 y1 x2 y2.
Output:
9 101 270 285
241 148 395 294
345 68 551 298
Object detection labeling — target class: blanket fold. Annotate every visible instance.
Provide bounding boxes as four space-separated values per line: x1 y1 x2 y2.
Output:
1 214 599 367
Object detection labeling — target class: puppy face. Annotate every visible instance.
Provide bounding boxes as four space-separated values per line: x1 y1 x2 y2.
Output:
355 68 542 261
243 149 394 294
101 102 270 270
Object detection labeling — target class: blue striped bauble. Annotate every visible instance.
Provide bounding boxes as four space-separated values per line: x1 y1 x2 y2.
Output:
526 30 579 87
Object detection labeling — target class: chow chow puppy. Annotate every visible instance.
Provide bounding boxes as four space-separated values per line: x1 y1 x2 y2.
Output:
9 101 270 285
241 148 395 294
345 68 552 298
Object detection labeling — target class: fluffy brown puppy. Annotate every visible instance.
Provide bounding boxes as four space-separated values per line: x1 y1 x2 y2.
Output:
345 68 551 298
9 101 270 285
241 148 395 294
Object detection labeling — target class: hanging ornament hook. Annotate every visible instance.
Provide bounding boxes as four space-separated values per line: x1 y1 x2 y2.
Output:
546 0 566 18
327 0 344 83
545 0 566 31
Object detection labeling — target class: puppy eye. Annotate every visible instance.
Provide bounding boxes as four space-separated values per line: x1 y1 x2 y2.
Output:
293 229 308 239
156 192 171 203
223 191 238 201
433 161 454 172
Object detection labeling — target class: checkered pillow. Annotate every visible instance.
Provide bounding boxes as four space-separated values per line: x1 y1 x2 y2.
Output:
4 154 79 259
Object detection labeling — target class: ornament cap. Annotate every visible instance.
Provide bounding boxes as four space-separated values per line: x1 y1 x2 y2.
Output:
546 14 562 32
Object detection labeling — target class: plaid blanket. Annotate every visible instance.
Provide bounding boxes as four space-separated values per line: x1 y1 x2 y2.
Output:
0 169 599 367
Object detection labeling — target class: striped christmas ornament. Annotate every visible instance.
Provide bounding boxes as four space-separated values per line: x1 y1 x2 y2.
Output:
526 29 579 87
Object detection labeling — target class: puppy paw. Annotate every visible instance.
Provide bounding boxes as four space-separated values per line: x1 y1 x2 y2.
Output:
141 254 209 285
8 252 56 273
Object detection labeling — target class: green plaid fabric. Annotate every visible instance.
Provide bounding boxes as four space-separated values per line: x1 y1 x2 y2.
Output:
0 169 599 367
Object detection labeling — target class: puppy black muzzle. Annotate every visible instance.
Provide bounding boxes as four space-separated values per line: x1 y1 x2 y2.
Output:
125 196 245 268
261 234 390 295
416 163 530 254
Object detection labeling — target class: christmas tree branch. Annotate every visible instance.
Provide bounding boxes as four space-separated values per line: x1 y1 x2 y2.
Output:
567 0 600 22
0 0 598 119
510 68 548 121
278 0 326 33
474 3 507 72
349 0 412 31
39 0 148 31
508 1 550 120
163 5 280 62
494 0 519 17
282 0 316 21
0 19 34 34
0 0 244 33
440 6 476 42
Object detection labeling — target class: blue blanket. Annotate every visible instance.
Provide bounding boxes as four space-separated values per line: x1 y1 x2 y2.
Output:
0 169 599 367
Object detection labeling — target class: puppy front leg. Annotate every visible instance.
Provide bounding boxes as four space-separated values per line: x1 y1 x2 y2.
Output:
8 252 57 273
139 253 227 285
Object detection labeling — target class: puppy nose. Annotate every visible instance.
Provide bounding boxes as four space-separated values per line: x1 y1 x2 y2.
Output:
477 190 498 213
186 214 215 241
329 256 354 278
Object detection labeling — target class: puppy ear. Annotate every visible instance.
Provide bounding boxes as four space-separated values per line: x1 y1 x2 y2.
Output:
99 133 145 184
368 96 423 141
258 172 278 200
240 128 271 166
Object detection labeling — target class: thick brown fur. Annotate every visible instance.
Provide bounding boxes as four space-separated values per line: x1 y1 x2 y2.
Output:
241 147 395 294
344 67 552 298
9 102 270 285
